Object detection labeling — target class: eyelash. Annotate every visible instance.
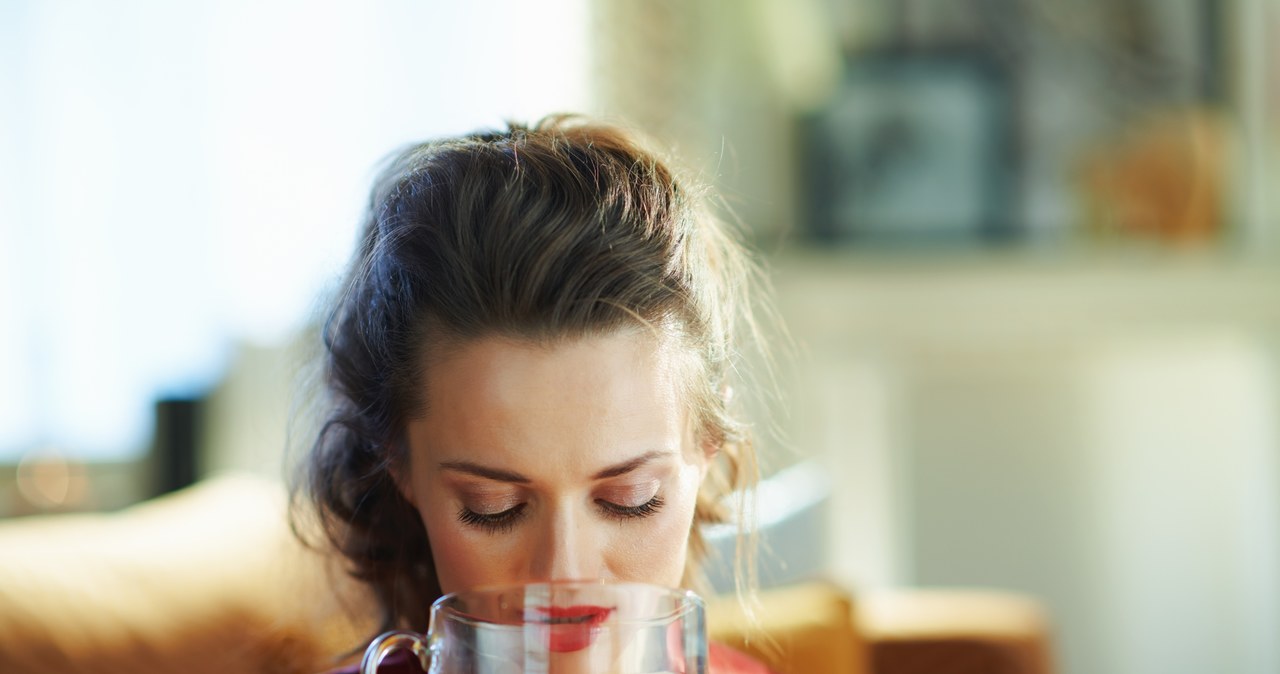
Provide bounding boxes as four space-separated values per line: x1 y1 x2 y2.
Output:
457 504 527 534
457 496 665 533
599 495 665 522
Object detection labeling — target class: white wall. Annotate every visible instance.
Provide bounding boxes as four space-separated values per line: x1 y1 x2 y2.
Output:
774 248 1280 674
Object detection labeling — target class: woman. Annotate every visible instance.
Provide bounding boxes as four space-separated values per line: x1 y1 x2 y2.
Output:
295 115 774 673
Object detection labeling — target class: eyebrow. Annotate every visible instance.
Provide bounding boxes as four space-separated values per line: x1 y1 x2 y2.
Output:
439 450 675 484
590 449 674 479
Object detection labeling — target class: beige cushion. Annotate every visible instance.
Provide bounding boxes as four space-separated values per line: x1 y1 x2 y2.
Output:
858 589 1056 674
0 474 376 674
707 581 869 674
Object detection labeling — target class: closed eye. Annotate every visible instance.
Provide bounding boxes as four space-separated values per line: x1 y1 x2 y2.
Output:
458 503 526 533
597 495 665 521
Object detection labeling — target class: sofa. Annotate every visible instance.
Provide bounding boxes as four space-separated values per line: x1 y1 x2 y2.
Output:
0 474 1056 674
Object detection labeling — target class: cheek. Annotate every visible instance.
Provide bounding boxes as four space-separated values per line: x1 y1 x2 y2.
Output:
417 500 512 595
605 469 702 587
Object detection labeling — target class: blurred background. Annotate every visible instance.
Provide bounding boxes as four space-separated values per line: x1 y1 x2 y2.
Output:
1 1 1278 673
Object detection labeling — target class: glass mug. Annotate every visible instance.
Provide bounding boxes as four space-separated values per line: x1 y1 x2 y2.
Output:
361 581 707 674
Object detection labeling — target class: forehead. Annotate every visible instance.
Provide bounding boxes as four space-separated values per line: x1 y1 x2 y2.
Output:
409 331 695 476
433 331 680 405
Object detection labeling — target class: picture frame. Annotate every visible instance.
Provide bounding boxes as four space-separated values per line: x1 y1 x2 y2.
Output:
802 49 1019 244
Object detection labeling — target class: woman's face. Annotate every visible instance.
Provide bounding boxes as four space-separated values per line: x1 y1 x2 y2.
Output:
399 330 709 595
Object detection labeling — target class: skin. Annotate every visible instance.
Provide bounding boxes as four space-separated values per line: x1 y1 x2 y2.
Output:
397 330 711 595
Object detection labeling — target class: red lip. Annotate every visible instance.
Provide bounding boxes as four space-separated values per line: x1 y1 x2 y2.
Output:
529 605 614 653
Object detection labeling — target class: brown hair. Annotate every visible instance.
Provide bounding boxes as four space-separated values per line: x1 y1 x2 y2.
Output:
292 115 763 637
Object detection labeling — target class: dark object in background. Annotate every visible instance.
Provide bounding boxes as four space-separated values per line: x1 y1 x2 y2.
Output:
802 50 1019 245
152 397 203 496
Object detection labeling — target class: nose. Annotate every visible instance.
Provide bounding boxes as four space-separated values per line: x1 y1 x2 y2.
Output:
530 502 600 582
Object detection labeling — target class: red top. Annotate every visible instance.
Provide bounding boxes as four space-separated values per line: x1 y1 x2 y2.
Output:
328 641 774 674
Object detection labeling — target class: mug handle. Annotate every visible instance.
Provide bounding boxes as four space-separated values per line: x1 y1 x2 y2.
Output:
360 630 434 674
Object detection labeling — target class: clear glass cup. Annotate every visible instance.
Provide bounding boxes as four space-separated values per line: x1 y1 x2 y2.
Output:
360 581 707 674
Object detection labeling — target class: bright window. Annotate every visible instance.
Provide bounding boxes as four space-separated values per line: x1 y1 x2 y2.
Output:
0 0 589 462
